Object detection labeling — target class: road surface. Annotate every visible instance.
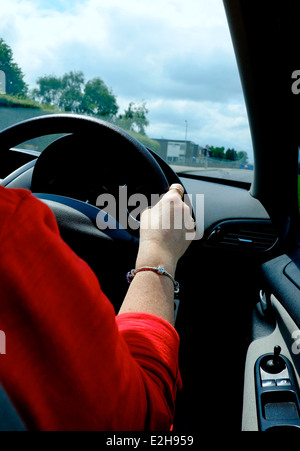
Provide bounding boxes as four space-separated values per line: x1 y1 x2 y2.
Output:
171 166 254 184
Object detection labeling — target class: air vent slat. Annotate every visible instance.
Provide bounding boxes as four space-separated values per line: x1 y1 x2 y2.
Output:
206 221 278 252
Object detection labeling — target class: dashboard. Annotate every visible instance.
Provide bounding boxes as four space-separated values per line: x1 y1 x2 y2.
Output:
181 177 269 230
3 155 278 256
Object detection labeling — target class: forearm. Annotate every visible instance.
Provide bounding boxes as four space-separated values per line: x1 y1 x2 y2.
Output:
118 183 193 326
118 248 178 326
118 271 176 325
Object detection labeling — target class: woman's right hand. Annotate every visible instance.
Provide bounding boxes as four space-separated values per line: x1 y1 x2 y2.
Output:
136 184 195 276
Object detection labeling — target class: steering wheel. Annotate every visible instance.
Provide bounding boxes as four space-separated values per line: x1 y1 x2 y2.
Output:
0 114 181 309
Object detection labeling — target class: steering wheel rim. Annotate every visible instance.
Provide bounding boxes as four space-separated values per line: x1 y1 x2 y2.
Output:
0 114 172 308
0 113 169 193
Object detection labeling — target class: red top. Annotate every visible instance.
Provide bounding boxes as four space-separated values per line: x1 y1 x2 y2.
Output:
0 187 182 431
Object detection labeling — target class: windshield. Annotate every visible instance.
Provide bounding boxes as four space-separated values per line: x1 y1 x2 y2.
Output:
0 0 253 183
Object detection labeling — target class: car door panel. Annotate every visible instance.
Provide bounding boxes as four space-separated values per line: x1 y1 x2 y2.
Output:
242 252 300 431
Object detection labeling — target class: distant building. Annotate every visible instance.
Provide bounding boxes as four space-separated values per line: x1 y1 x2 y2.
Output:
155 138 201 165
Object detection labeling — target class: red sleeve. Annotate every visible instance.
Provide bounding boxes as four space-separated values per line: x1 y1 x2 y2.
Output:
0 187 181 431
116 314 182 431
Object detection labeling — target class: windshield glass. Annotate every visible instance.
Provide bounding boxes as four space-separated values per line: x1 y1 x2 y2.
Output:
0 0 253 183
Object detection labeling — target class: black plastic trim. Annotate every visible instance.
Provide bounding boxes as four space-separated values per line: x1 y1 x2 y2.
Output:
262 252 300 330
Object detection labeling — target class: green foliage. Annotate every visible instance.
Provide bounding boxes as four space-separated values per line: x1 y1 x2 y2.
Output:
32 71 84 112
81 78 119 118
32 73 150 136
115 102 149 135
0 93 49 110
32 75 63 106
225 148 237 161
210 146 225 159
0 38 28 97
125 130 160 154
59 71 85 113
32 71 119 118
0 39 151 138
209 145 248 163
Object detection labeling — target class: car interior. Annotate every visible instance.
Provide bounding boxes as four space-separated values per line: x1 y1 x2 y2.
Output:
1 0 300 433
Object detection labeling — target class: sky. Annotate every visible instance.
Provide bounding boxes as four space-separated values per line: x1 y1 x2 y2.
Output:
0 0 253 160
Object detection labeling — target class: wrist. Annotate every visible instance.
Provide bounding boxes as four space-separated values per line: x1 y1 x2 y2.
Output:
136 245 177 278
127 266 180 295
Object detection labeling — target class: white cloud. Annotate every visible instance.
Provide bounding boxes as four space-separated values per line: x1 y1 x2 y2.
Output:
0 0 253 157
147 99 252 153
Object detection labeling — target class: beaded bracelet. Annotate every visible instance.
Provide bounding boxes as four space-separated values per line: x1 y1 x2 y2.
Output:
126 266 180 295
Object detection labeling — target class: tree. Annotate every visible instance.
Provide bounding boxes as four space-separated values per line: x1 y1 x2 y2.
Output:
209 146 249 163
0 38 28 97
225 148 238 161
210 146 225 159
32 72 119 118
81 78 118 118
32 72 151 135
116 102 149 135
59 71 85 113
32 71 85 111
32 75 63 106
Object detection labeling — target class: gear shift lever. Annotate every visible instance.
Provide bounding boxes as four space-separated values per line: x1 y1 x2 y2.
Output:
260 346 286 374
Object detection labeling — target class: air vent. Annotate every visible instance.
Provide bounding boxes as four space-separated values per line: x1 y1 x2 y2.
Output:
206 220 278 252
